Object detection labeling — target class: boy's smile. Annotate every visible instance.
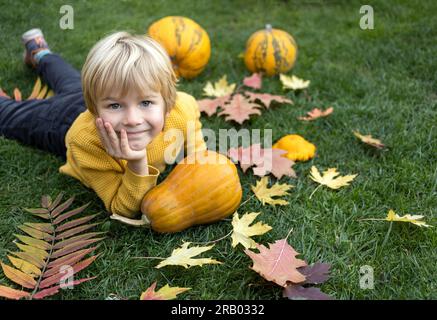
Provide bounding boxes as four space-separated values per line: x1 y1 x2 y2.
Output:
96 88 167 151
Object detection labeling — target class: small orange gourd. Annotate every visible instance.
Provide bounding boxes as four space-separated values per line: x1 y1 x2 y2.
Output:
141 150 242 233
244 24 298 76
148 16 211 79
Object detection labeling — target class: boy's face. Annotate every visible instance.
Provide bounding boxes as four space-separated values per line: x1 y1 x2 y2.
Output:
96 88 167 151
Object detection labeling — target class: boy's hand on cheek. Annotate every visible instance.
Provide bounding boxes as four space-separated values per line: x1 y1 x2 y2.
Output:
95 118 148 162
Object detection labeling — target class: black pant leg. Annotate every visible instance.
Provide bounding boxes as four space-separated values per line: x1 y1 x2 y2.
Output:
36 54 82 95
0 96 51 147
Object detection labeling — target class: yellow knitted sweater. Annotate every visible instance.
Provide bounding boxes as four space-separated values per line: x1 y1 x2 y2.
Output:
59 91 207 218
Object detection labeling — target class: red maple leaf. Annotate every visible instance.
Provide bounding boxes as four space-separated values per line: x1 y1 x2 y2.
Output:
245 239 307 287
283 285 333 300
243 73 262 90
228 143 265 173
245 91 293 108
197 94 231 116
218 93 262 124
253 147 296 179
228 144 296 179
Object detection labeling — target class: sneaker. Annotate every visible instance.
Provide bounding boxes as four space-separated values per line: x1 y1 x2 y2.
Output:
22 28 51 68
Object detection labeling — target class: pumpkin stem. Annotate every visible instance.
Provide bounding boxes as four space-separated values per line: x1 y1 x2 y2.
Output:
110 213 150 227
265 24 273 32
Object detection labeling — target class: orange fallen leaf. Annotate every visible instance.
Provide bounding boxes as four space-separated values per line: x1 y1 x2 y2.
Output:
353 131 385 149
298 107 333 121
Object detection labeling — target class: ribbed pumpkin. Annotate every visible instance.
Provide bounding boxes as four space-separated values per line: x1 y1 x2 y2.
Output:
141 150 242 233
244 24 298 76
147 16 211 79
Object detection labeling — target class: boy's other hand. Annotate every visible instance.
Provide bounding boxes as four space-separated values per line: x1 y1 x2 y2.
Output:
96 118 149 161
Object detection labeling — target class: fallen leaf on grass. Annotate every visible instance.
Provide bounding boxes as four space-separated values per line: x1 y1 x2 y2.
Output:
298 107 334 121
245 91 293 109
353 131 385 149
231 212 272 249
280 74 310 90
363 210 433 227
218 93 262 124
254 148 297 179
197 95 231 116
245 239 307 286
385 210 431 227
203 75 236 97
251 177 293 206
245 237 334 300
243 73 262 89
140 282 190 300
228 143 296 179
155 242 222 269
298 263 331 284
309 166 357 190
283 285 333 300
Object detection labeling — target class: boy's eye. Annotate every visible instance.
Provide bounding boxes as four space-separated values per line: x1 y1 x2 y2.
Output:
108 103 121 109
141 100 152 107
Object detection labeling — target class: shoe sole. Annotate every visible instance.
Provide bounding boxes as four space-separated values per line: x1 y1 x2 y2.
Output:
22 28 43 44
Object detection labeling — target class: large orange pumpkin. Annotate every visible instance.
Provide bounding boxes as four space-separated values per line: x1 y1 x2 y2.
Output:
141 150 242 233
147 16 211 79
244 24 298 76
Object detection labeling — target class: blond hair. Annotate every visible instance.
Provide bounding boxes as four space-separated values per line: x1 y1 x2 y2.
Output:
81 31 177 116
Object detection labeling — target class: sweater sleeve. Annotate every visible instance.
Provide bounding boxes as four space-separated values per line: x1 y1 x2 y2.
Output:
184 95 207 156
70 139 160 218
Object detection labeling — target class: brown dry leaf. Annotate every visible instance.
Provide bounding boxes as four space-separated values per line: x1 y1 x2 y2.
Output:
298 107 334 121
140 282 190 300
245 239 307 287
251 177 293 206
353 131 385 149
245 91 293 109
218 93 262 124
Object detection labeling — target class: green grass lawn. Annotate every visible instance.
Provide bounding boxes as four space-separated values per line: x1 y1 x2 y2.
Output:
0 0 436 300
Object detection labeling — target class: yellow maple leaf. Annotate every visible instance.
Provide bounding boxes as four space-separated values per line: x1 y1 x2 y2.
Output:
140 282 190 300
155 242 222 269
310 166 357 190
280 74 310 90
385 210 432 227
309 166 357 198
251 176 293 206
231 212 272 249
203 75 236 97
353 131 385 149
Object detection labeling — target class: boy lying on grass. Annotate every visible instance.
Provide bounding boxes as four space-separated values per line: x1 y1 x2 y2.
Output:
0 29 206 219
